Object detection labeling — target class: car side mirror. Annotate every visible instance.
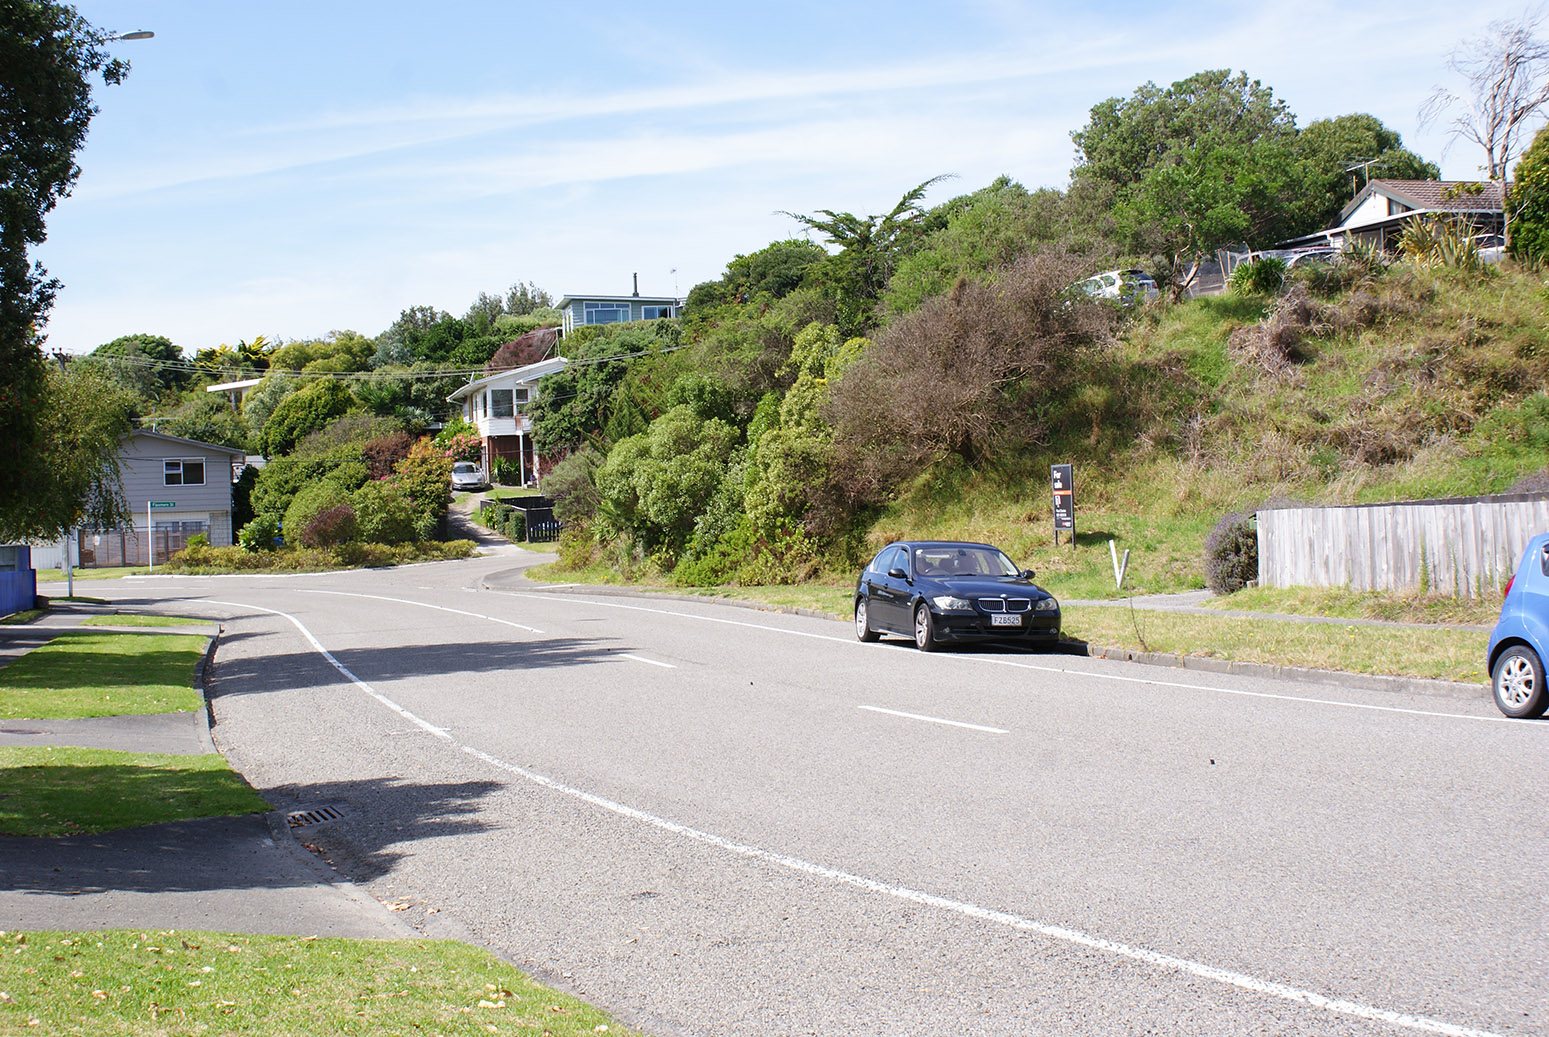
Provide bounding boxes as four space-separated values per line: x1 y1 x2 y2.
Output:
1021 568 1036 580
888 567 909 581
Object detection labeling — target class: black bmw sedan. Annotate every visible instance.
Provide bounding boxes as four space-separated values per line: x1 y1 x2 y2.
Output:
854 540 1061 651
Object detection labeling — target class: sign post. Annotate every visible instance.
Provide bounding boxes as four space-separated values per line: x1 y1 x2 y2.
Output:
148 501 176 567
1050 464 1074 546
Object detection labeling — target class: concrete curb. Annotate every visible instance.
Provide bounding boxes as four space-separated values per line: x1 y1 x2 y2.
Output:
194 625 222 753
515 581 1487 702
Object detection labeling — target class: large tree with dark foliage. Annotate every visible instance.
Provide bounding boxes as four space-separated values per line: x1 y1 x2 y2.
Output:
0 1 128 539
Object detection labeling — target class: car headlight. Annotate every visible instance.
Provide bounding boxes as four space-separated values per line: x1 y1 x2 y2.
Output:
931 595 972 611
1034 596 1059 612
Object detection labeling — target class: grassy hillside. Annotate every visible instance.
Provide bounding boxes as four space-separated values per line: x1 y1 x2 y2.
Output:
866 263 1549 599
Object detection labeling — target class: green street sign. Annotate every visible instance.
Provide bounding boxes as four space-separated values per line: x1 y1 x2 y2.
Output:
150 501 176 509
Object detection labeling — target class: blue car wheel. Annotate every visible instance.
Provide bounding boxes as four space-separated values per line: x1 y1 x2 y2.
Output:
1492 644 1547 719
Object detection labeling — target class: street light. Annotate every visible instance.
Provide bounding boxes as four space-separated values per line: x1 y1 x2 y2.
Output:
107 30 154 41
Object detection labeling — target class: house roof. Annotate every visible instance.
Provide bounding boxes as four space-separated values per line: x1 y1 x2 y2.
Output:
204 377 262 393
128 428 246 457
1338 179 1505 224
447 355 569 403
555 293 681 307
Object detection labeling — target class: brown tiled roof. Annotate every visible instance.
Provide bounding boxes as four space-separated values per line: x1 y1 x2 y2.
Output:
1369 179 1505 211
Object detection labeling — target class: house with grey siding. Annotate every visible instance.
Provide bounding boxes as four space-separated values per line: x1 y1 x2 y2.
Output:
556 277 681 336
79 430 245 567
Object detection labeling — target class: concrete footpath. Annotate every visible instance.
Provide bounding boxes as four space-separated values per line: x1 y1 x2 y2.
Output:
0 603 411 939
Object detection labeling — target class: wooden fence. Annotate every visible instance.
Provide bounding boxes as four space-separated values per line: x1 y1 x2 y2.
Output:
1257 494 1549 598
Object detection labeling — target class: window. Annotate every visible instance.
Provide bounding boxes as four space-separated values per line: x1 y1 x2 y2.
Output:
164 459 205 486
491 389 514 418
583 302 631 324
514 387 529 404
643 304 675 320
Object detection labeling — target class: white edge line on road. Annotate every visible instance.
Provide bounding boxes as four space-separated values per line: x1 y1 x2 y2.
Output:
618 653 676 669
295 588 543 634
859 705 1007 734
497 592 1528 727
213 595 1503 1037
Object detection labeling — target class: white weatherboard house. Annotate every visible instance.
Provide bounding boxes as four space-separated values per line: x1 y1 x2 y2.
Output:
1280 179 1506 252
77 430 245 567
447 356 568 485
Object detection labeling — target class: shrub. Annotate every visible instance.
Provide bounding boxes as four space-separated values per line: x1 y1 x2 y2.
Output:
351 479 422 544
300 503 358 548
237 515 280 551
186 532 210 549
1229 257 1286 295
1204 511 1259 595
492 457 523 486
260 378 354 456
283 481 350 546
394 438 453 523
363 431 414 479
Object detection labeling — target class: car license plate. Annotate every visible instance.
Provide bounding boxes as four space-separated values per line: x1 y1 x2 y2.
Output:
990 614 1021 627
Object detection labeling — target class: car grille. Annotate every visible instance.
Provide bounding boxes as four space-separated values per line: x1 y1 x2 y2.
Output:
978 598 1031 613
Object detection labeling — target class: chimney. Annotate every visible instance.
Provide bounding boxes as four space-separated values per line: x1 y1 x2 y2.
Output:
632 272 639 297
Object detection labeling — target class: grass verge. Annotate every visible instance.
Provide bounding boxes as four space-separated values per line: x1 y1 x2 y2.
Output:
1205 586 1501 626
80 615 211 628
1062 605 1486 683
35 567 152 581
0 748 271 836
0 930 638 1036
0 632 206 720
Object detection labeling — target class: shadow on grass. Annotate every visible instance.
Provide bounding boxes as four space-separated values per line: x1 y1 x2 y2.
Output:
0 771 502 892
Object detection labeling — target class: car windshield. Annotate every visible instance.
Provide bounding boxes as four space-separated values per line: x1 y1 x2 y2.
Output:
453 463 477 473
912 545 1021 578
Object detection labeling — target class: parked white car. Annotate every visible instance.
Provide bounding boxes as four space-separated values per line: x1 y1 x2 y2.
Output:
1078 268 1159 304
450 461 488 492
1473 233 1506 264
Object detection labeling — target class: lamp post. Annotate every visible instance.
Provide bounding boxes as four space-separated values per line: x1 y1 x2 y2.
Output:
106 30 154 41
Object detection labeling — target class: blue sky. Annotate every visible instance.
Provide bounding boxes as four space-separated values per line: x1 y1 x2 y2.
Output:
38 0 1535 354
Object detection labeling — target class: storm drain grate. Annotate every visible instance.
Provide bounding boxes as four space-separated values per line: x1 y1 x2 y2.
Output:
286 806 346 828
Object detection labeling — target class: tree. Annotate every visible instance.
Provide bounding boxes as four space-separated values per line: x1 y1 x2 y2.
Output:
1294 114 1440 228
0 1 127 530
779 176 953 333
1423 10 1549 182
87 333 190 395
1509 123 1549 260
260 378 353 457
1071 70 1296 199
1071 70 1316 291
0 362 135 542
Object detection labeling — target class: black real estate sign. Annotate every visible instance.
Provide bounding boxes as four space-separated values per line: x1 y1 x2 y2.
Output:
1051 464 1074 541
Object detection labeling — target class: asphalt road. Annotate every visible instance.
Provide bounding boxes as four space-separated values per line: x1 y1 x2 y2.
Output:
78 552 1548 1037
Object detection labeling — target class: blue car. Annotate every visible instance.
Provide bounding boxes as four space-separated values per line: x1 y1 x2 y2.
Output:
1487 532 1549 718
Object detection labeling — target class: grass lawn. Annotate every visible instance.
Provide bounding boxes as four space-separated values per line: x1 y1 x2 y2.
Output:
0 747 271 837
36 566 152 581
1205 586 1502 627
0 632 206 719
0 930 638 1036
81 615 211 628
1062 605 1487 684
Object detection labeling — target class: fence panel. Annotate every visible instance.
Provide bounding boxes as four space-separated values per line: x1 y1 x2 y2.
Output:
1258 496 1549 597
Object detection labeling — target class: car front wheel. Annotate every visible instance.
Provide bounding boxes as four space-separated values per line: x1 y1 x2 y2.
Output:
1493 644 1548 718
913 603 939 652
855 598 880 643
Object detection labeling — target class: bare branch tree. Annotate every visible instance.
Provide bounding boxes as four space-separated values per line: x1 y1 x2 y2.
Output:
1422 8 1549 181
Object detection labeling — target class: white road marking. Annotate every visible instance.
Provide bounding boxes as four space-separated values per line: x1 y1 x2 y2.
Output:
213 595 1505 1037
296 588 543 634
859 705 1007 734
497 592 1526 727
618 653 675 668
